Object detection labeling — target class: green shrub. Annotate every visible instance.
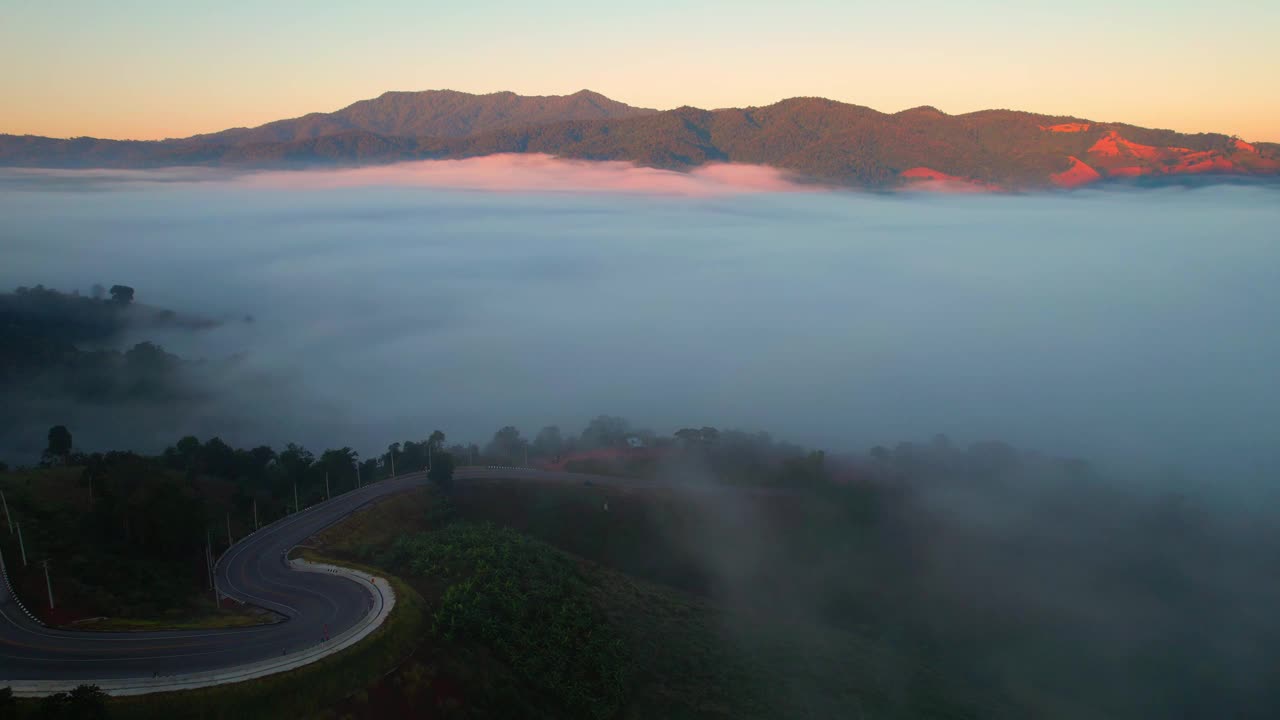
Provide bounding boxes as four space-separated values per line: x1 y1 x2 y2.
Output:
391 523 631 719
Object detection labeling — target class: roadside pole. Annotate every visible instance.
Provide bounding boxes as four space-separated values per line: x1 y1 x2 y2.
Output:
325 472 330 500
356 464 362 488
205 532 217 607
226 514 233 548
390 453 396 478
1 490 10 533
253 500 259 531
42 559 54 610
428 445 433 473
294 483 299 513
16 520 26 566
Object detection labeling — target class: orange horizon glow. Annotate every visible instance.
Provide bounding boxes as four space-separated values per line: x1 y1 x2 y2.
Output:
1 90 1276 145
3 2 1277 144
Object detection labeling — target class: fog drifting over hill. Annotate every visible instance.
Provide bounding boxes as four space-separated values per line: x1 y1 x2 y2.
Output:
1 160 1278 489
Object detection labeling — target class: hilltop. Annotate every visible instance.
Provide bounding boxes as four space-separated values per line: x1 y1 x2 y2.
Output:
1 90 1277 190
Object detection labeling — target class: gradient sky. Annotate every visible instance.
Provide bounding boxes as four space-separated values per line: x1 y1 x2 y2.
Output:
3 0 1277 142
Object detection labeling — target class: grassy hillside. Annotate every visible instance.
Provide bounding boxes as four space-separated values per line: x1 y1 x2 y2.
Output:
305 483 993 719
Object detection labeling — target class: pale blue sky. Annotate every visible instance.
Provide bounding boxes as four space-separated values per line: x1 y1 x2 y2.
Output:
3 0 1276 140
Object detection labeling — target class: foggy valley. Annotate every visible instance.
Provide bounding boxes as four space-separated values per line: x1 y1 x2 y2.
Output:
2 161 1277 479
2 161 1279 718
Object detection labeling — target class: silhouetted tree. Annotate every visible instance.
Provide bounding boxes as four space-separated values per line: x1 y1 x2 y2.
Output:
579 415 630 448
485 426 524 465
37 691 68 719
108 284 134 304
428 452 456 492
533 425 563 459
45 425 73 464
0 687 15 720
67 684 108 720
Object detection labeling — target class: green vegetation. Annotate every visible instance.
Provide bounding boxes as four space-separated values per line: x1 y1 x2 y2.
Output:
309 487 764 719
68 611 270 632
389 523 631 719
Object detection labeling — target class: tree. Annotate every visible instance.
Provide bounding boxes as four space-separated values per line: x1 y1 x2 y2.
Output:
67 684 108 720
0 686 15 720
675 426 719 448
248 445 277 472
319 447 358 488
108 284 134 304
579 415 630 449
533 425 563 459
427 430 446 451
202 437 236 478
37 691 68 719
45 425 73 464
485 426 524 465
428 452 456 492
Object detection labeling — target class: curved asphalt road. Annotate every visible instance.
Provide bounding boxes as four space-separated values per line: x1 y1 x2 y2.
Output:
0 467 634 684
0 472 431 682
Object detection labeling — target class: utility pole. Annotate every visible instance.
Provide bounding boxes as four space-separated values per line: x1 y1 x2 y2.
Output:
205 532 217 607
226 514 233 548
253 500 259 532
356 463 362 488
428 445 433 473
293 483 299 513
43 559 54 610
325 472 330 500
16 521 26 566
390 452 396 478
1 490 10 534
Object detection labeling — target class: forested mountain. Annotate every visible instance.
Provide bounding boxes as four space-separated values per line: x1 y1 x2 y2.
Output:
183 89 654 145
2 91 1278 190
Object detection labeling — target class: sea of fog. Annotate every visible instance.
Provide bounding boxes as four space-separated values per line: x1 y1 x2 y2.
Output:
1 160 1278 485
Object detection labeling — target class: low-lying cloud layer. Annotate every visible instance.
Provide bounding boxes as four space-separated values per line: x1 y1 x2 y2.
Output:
240 154 816 196
1 164 1278 490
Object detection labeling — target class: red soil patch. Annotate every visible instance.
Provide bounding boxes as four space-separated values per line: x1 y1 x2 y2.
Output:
1175 156 1237 174
1234 139 1257 153
899 167 1000 192
1040 123 1091 132
1088 131 1165 161
1107 167 1149 178
1050 156 1103 188
901 167 957 181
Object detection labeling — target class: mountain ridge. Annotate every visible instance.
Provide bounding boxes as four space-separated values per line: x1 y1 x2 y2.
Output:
3 89 1277 191
182 88 656 146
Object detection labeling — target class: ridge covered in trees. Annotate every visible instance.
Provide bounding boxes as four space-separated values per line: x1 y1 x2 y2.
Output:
2 90 1277 189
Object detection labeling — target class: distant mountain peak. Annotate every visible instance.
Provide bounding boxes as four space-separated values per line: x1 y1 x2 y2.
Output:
2 90 1276 190
898 105 947 116
182 89 656 146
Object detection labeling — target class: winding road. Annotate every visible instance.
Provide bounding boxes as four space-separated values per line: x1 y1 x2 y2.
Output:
0 470 446 690
0 466 636 692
